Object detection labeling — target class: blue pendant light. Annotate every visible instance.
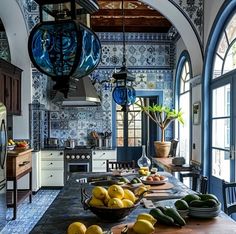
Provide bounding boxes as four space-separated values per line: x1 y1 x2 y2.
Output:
28 0 101 97
112 0 136 112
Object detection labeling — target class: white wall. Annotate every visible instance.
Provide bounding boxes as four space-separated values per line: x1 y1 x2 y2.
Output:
0 0 32 139
204 0 224 50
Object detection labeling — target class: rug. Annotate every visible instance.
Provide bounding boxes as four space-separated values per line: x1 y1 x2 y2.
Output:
1 189 60 234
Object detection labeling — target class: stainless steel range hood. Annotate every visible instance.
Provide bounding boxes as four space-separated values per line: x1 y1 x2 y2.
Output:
52 76 101 107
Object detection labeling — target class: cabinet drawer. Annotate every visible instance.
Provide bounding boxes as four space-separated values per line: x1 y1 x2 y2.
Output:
41 150 64 160
92 160 107 172
41 160 63 169
41 170 64 186
92 150 116 160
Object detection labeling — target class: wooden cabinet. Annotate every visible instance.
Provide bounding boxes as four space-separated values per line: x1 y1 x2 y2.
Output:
6 148 33 220
40 150 64 187
0 59 22 115
92 149 117 172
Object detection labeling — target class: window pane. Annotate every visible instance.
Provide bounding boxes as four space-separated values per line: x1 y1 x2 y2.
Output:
212 118 230 149
179 92 190 162
225 14 236 44
117 120 123 128
135 138 142 146
213 54 223 79
217 32 228 60
212 84 230 117
128 138 135 146
128 129 134 137
212 149 230 181
185 62 190 74
223 42 236 74
117 112 123 120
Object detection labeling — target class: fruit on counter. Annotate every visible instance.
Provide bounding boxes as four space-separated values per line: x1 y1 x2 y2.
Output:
134 185 149 196
108 184 124 199
198 193 219 203
189 199 218 208
123 189 136 203
130 177 142 184
174 199 189 210
163 207 186 226
138 167 150 176
136 213 157 225
15 140 29 148
88 185 138 209
122 199 134 208
92 186 108 200
85 225 103 234
181 194 201 204
89 196 104 207
149 208 176 226
67 222 87 234
8 139 15 146
145 174 166 181
108 198 124 208
132 219 155 234
119 177 130 184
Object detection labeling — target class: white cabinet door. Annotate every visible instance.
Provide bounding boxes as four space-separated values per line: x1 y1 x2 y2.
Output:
41 170 64 187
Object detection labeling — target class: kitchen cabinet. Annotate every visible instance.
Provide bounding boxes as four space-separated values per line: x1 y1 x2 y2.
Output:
92 149 117 172
0 59 22 115
6 148 33 219
40 150 64 187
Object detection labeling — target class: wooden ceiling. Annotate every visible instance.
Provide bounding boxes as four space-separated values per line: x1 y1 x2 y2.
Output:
90 0 172 33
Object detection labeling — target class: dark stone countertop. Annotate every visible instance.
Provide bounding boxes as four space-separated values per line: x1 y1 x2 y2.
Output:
29 172 195 234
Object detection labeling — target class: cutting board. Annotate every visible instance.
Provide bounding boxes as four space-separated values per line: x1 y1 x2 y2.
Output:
148 182 174 190
111 217 236 234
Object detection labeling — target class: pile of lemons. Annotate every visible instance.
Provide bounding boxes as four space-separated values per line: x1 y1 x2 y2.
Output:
89 185 137 208
132 213 157 234
67 222 103 234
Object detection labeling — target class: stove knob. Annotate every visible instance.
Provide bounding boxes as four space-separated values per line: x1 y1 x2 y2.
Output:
71 155 75 159
81 155 85 159
66 155 70 159
76 155 80 159
86 155 90 159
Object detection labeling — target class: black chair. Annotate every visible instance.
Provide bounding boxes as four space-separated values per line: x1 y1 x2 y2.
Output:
222 180 236 215
179 172 208 194
106 160 135 172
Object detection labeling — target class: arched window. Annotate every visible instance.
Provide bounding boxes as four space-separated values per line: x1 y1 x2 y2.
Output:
176 52 192 163
213 14 236 78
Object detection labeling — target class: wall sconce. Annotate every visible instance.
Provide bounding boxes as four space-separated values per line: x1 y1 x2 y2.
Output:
28 0 101 97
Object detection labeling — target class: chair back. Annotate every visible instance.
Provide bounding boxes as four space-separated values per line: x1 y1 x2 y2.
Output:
199 176 208 194
222 180 236 215
169 139 179 157
106 160 135 172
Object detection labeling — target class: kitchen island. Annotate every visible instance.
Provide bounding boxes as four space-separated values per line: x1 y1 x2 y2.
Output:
30 172 233 234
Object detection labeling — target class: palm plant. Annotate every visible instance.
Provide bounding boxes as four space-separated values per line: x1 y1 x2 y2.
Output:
136 101 184 142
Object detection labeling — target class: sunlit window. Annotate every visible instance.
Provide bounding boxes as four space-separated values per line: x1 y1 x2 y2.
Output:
179 60 191 163
213 14 236 79
116 98 142 147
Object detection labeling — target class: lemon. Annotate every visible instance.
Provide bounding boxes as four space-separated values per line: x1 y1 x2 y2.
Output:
85 225 103 234
108 185 124 199
122 199 134 207
134 186 148 196
108 198 124 208
103 193 110 206
132 219 155 234
89 196 104 207
137 213 157 225
123 189 136 203
92 186 108 200
67 222 87 234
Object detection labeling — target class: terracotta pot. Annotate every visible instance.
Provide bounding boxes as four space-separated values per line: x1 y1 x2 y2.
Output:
154 141 171 158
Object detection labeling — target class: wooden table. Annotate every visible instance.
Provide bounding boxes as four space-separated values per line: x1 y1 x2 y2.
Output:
152 157 193 174
7 148 33 219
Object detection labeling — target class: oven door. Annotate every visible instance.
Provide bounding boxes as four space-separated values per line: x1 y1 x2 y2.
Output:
67 162 90 173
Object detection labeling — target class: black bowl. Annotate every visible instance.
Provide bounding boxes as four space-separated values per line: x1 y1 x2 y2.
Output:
83 198 140 222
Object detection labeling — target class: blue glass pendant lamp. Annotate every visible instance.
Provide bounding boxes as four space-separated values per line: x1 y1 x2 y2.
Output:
28 0 101 97
112 0 136 112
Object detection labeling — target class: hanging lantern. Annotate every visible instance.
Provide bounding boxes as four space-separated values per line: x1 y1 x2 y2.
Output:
112 0 136 112
28 0 101 97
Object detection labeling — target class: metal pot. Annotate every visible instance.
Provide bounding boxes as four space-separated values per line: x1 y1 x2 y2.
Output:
65 139 76 149
47 138 59 146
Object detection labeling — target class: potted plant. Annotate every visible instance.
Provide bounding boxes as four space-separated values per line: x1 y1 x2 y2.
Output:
136 101 184 158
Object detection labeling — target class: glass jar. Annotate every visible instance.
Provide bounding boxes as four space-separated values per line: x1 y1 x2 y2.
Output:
137 145 151 168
